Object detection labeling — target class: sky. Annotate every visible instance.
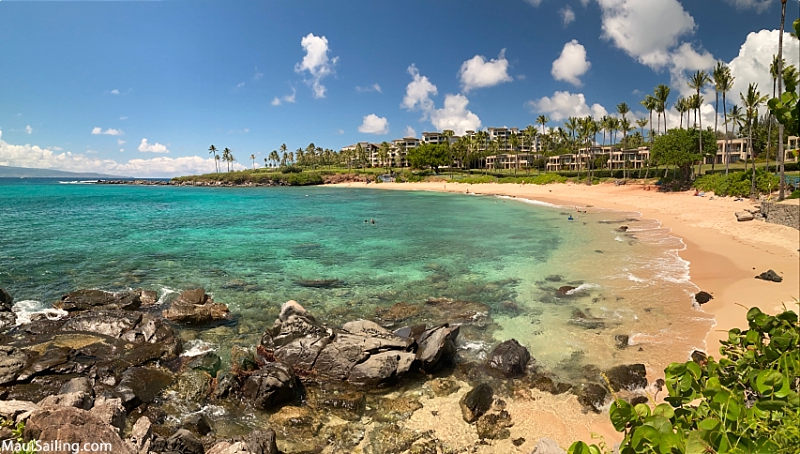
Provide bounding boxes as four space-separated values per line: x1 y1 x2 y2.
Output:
0 0 798 177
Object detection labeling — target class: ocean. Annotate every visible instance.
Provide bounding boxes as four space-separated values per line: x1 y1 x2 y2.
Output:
0 178 712 377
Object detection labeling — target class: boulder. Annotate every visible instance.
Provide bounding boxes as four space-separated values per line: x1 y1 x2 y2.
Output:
212 371 240 400
59 377 93 395
576 383 608 413
0 400 40 423
459 383 493 423
605 364 647 392
0 287 13 311
569 309 605 330
735 211 754 222
416 324 459 372
242 362 297 410
138 289 159 307
176 369 213 403
115 366 174 410
348 351 416 387
89 396 126 434
55 289 141 312
486 339 530 378
38 391 94 410
755 269 783 283
0 287 16 330
691 350 708 366
614 334 629 350
0 346 29 385
162 288 229 324
23 406 135 454
694 291 713 305
128 417 153 453
246 429 281 454
476 411 512 440
182 413 213 436
165 429 204 454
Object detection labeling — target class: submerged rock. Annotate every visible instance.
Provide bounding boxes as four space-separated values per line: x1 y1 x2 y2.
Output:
476 410 513 440
605 364 647 392
614 334 630 349
576 383 608 413
569 309 605 330
486 339 530 378
294 278 345 288
162 288 230 324
459 383 493 423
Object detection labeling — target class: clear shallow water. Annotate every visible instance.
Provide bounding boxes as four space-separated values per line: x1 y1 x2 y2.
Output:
0 179 712 376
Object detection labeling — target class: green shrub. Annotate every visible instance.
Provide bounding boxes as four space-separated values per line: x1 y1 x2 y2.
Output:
456 175 497 184
788 189 800 199
694 169 779 197
285 172 323 186
280 165 303 174
569 305 800 454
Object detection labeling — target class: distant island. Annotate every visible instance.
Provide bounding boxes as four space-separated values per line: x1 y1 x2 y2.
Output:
0 165 127 179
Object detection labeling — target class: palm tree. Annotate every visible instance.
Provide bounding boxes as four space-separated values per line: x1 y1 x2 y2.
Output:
215 155 221 172
717 66 735 175
442 129 455 177
269 150 279 168
509 132 521 175
536 115 549 135
378 141 391 174
640 96 657 144
250 154 256 170
740 84 768 196
636 118 648 139
712 62 729 140
208 145 219 173
674 97 687 129
688 70 711 177
620 118 633 149
523 125 538 173
777 0 788 200
654 84 671 134
766 56 783 172
222 148 233 172
264 157 268 169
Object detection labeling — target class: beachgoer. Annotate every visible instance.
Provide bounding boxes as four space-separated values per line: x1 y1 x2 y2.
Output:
568 215 574 221
371 219 375 224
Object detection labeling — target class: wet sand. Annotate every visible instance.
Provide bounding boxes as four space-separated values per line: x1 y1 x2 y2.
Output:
329 180 800 452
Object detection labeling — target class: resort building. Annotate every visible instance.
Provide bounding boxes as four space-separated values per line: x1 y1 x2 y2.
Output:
421 131 455 146
484 153 539 170
545 146 647 172
788 135 799 161
706 138 752 165
608 147 650 169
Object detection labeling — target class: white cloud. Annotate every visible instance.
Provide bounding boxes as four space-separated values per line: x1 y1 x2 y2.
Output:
552 40 591 86
458 49 513 92
237 82 245 88
527 91 608 121
0 131 238 177
580 0 590 6
120 116 128 120
271 88 297 106
254 67 264 80
138 138 169 154
85 150 98 154
336 129 345 134
430 94 482 135
110 89 120 95
358 114 389 134
597 0 695 69
117 139 125 145
294 33 338 99
404 126 416 138
728 29 800 104
668 43 716 97
356 83 382 93
723 0 771 12
120 149 124 153
91 127 123 136
25 125 32 135
560 6 576 26
524 0 543 6
401 64 438 114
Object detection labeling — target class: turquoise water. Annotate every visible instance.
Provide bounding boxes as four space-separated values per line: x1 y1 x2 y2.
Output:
0 179 712 373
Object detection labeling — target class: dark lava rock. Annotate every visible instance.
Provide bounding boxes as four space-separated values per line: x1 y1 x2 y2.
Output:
55 289 141 312
176 369 212 402
0 346 29 385
557 286 576 295
186 351 222 376
0 288 15 330
182 413 212 436
629 396 649 406
614 334 629 349
162 288 229 324
115 366 174 410
242 362 297 410
576 383 608 413
24 406 135 454
694 291 713 305
755 269 783 283
165 428 204 454
530 374 572 395
476 411 512 440
617 226 629 232
212 371 240 400
0 287 13 311
459 383 493 423
416 324 459 372
486 339 530 378
605 364 647 392
691 350 708 366
247 429 281 454
545 275 562 282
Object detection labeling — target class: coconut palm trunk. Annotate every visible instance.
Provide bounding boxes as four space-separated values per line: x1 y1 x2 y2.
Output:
777 0 787 200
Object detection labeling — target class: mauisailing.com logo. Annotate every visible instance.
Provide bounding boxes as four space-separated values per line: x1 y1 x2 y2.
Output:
1 440 113 454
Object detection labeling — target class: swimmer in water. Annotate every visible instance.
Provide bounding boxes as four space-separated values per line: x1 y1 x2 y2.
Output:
568 215 574 221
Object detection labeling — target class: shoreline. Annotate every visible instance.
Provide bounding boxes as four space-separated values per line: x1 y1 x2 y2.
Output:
328 181 800 370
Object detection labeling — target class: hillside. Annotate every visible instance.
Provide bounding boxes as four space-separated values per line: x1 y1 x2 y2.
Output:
0 165 126 179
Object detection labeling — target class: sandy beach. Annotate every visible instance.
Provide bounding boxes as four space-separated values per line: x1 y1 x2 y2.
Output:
328 180 800 451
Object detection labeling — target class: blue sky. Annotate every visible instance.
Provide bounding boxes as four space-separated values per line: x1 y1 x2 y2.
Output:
0 0 797 176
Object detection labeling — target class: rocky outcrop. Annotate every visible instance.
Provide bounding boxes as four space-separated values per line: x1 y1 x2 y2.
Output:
761 201 800 230
23 406 136 454
486 339 530 378
576 383 608 413
459 384 493 423
55 289 142 312
258 301 458 387
605 364 648 392
0 287 16 330
735 211 754 222
694 291 713 305
242 362 298 410
755 269 783 283
162 288 230 324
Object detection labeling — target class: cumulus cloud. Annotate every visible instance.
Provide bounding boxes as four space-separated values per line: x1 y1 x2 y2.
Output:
527 91 608 121
294 33 338 99
560 6 576 26
728 29 800 103
356 83 382 93
458 49 513 92
120 116 128 120
401 64 438 114
580 0 590 6
597 0 695 69
117 139 125 145
254 67 264 80
25 125 32 135
358 114 389 134
404 126 416 138
0 131 236 177
138 138 169 154
92 127 123 136
723 0 771 11
430 94 482 135
552 40 591 86
85 150 98 154
524 0 543 6
668 42 717 97
271 88 297 106
110 89 119 95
